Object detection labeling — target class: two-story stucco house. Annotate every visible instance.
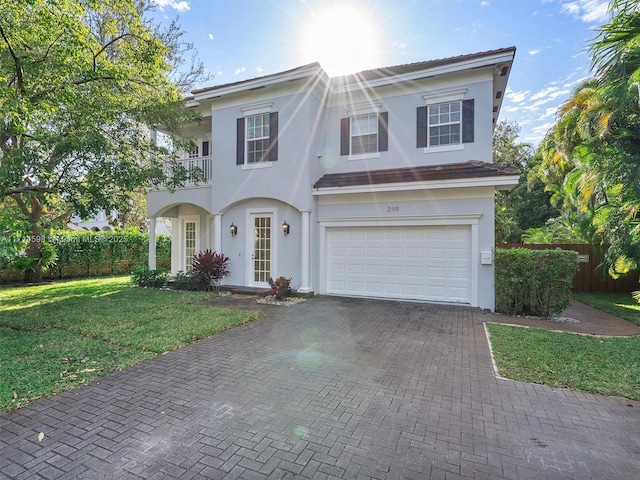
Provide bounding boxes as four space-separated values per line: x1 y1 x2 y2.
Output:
147 47 519 310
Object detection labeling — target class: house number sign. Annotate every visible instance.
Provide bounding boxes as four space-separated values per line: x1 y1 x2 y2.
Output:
387 206 400 213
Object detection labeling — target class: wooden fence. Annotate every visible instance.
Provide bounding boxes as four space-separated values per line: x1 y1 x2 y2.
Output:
498 243 640 293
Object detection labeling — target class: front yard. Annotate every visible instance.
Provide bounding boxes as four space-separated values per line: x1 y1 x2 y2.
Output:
487 322 640 400
2 279 639 413
488 290 640 401
0 277 260 412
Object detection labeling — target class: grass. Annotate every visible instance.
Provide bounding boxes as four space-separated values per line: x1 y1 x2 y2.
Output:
486 323 640 400
0 276 261 412
573 291 640 326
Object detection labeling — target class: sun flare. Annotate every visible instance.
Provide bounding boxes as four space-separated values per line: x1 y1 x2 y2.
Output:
298 3 384 77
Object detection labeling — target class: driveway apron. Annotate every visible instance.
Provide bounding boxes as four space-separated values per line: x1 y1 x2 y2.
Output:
1 297 639 479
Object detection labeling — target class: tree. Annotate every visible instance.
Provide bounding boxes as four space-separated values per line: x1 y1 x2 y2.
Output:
535 0 640 275
493 121 558 243
0 0 204 282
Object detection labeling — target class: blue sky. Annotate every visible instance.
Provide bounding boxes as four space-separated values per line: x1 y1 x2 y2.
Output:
150 0 612 146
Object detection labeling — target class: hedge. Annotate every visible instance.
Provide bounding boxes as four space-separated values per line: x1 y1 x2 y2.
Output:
495 247 579 317
0 230 170 284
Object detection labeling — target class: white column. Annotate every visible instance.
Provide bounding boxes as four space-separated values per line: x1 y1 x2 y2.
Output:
213 213 222 253
298 209 311 293
148 217 157 270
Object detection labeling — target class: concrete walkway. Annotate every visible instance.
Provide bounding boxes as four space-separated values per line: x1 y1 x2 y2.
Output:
1 297 639 479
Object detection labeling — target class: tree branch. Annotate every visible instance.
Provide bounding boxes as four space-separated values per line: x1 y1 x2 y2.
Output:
0 23 25 93
92 32 136 71
2 185 52 198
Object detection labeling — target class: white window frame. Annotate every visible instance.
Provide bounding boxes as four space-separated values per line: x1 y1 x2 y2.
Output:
245 113 270 164
241 103 274 170
428 101 461 148
245 208 278 287
346 102 382 161
422 88 466 153
181 216 199 272
350 114 379 156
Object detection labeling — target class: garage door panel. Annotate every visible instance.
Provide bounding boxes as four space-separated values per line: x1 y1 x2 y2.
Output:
326 225 471 303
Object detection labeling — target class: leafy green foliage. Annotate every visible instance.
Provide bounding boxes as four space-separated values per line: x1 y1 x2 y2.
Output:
0 276 260 411
192 250 231 292
0 0 206 282
493 121 559 243
486 323 640 400
533 2 640 277
173 270 198 291
495 248 579 316
268 276 292 300
131 265 168 288
0 230 171 283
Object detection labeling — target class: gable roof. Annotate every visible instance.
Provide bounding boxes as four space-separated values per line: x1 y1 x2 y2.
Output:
187 47 516 107
313 161 520 190
333 47 517 86
191 62 323 96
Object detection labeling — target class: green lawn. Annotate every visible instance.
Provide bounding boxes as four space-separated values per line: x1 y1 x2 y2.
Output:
0 277 260 412
573 291 640 326
486 323 640 400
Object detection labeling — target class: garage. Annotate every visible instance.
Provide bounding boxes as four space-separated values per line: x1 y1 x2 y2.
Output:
325 225 471 303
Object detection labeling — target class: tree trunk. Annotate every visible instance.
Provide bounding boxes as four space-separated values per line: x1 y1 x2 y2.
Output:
25 225 43 283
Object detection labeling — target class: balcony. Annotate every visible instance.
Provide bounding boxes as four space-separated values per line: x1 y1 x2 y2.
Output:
162 156 212 188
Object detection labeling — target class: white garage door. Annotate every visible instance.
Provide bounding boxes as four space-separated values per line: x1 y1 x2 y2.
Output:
326 225 471 303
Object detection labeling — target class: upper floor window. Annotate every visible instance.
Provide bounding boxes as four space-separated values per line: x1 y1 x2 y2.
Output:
417 88 474 150
246 113 270 163
350 114 378 155
236 106 279 166
340 112 388 158
429 102 461 146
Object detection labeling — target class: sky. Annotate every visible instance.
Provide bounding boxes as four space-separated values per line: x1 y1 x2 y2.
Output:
150 0 613 146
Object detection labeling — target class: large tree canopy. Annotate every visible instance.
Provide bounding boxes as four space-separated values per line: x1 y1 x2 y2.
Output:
0 0 202 281
493 120 558 244
534 0 640 275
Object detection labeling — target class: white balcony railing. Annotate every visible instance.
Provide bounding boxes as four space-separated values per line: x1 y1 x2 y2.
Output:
163 156 212 187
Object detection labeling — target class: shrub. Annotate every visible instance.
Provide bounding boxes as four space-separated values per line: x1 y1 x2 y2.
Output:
1 229 171 284
192 250 230 292
131 265 169 288
268 276 292 300
173 270 198 291
495 248 579 317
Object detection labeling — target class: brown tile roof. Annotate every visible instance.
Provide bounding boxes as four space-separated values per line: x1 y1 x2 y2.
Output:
189 47 516 97
313 161 520 189
333 47 517 86
191 63 322 96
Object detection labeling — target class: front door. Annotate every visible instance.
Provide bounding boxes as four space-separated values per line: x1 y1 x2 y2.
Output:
184 220 197 272
251 214 272 286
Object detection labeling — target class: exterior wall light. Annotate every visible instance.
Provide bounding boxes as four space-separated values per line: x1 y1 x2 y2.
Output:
230 223 238 237
282 221 290 236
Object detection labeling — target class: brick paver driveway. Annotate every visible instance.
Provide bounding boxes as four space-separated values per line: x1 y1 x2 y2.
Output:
1 297 639 479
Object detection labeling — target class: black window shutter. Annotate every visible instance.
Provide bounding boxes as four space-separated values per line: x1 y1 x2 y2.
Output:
268 112 278 162
236 118 244 165
378 112 388 152
202 141 210 157
416 106 428 148
340 118 350 156
462 99 474 143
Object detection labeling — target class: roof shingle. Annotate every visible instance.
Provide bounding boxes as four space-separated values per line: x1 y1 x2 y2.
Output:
313 161 520 189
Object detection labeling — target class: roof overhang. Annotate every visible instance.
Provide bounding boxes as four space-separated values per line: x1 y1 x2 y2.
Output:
313 161 521 195
313 175 520 195
191 63 329 102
